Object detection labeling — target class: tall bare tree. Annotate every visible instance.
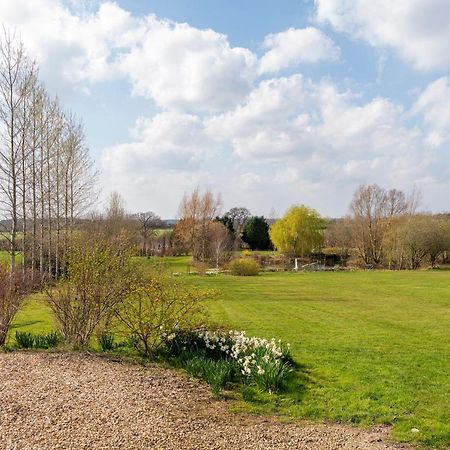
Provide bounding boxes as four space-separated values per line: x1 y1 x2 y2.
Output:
176 189 222 262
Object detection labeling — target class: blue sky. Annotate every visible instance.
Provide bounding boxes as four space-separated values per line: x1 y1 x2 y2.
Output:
2 0 449 217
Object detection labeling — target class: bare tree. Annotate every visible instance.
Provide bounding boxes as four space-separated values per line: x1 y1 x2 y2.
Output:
0 33 97 278
0 32 35 273
350 184 410 266
134 211 164 256
176 188 222 262
209 221 232 268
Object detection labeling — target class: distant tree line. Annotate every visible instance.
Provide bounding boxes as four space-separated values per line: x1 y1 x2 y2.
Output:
92 185 450 271
326 185 450 269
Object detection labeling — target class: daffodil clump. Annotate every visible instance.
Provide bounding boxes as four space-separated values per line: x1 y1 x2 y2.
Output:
168 328 293 392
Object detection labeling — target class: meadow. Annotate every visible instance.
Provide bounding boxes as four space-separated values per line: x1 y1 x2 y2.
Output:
7 254 450 448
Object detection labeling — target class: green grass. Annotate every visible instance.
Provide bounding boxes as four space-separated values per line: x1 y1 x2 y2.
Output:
193 270 450 448
6 254 450 448
0 250 22 265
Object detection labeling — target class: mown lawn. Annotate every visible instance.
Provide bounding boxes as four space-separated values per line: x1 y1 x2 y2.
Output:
8 254 450 448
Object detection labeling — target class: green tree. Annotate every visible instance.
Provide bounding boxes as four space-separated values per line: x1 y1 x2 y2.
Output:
242 216 272 250
269 205 327 256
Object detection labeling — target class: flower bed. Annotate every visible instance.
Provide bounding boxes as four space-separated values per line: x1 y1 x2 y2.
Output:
165 328 293 394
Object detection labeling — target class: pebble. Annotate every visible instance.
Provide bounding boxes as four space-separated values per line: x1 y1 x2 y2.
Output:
0 352 411 450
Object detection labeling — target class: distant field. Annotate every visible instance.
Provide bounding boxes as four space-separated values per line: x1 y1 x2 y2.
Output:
8 253 450 448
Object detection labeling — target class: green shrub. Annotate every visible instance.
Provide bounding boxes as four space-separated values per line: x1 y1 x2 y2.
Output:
228 258 260 276
98 332 115 352
15 331 34 348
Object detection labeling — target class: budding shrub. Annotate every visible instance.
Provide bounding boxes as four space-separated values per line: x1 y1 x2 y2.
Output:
116 272 213 358
228 258 260 276
45 232 138 349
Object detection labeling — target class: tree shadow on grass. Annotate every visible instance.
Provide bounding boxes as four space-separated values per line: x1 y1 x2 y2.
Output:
10 320 44 330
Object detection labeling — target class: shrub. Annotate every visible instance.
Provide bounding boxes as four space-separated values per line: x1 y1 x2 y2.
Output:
0 267 40 347
228 258 260 276
15 331 34 348
116 273 213 357
45 232 138 349
98 332 115 352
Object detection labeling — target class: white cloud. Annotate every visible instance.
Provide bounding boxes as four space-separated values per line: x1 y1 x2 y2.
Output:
101 74 448 215
118 18 257 112
0 0 136 87
239 172 262 189
411 77 450 147
259 27 339 75
208 74 420 163
0 0 257 111
274 167 299 184
315 0 450 71
2 0 447 216
103 111 215 171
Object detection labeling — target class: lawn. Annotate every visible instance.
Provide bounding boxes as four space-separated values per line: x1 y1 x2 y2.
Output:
7 254 450 448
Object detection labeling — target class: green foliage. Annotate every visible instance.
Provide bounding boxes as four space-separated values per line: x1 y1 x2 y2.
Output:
250 357 292 393
185 354 235 398
215 215 235 235
15 331 34 348
242 216 272 250
98 332 115 352
269 205 327 256
34 331 62 349
228 258 260 276
15 330 62 349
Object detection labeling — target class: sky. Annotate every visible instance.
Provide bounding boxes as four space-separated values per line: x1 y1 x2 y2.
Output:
1 0 449 218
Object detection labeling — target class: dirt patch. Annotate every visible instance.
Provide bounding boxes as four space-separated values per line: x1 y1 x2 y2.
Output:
0 352 410 450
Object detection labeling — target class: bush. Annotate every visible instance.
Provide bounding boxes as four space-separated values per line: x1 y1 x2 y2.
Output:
45 232 138 349
0 267 41 347
116 273 213 357
228 258 260 276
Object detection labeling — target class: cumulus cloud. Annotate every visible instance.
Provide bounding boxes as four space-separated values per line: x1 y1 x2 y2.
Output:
100 73 447 215
411 77 450 147
259 27 340 75
207 74 420 163
315 0 450 71
0 0 136 87
117 18 257 112
102 111 215 170
0 0 257 111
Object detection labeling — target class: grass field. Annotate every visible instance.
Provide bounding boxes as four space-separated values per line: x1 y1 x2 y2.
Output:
7 253 450 448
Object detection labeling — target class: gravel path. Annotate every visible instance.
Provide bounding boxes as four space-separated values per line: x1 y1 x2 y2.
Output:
0 352 410 450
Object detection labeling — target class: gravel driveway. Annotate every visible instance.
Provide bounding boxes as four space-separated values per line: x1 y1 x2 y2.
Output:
0 352 409 450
